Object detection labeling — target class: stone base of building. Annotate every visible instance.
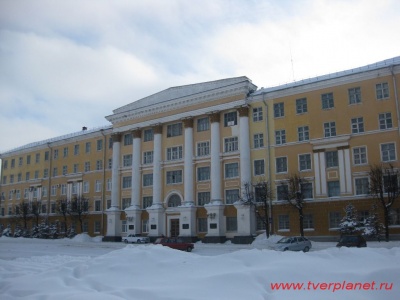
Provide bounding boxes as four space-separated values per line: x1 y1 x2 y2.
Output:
179 236 199 243
202 236 227 243
102 236 122 242
231 235 255 244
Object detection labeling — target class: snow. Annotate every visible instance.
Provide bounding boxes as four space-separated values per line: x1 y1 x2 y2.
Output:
1 234 399 300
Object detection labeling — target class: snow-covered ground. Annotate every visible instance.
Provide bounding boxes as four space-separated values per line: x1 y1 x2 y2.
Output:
0 234 399 300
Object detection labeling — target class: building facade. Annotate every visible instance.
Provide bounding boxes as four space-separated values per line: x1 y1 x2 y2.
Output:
1 57 400 242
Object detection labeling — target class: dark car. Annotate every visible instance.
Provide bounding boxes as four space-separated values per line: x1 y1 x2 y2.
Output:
336 235 367 248
154 238 194 252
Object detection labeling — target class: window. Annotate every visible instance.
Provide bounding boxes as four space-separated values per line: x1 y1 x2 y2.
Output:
254 160 265 176
225 163 239 179
298 126 309 142
122 198 131 210
108 159 112 169
389 208 400 226
197 117 210 132
276 157 287 173
10 175 14 183
326 151 338 168
253 133 264 148
167 146 183 160
197 141 210 156
84 162 90 172
224 111 237 126
225 189 239 204
106 178 111 191
143 151 154 164
16 189 21 199
11 158 15 168
277 184 288 200
303 214 314 229
226 217 237 232
61 184 67 195
299 154 311 171
351 117 364 134
97 139 103 151
353 146 367 165
296 98 307 114
197 166 210 181
17 173 21 182
348 87 361 104
143 129 154 142
42 187 47 197
50 186 56 196
224 137 238 152
324 122 336 137
108 137 113 149
275 130 286 145
355 177 369 195
44 151 49 161
63 147 68 158
3 160 7 169
53 149 59 159
381 143 396 162
72 182 78 195
384 174 398 193
143 196 153 209
95 180 102 192
73 164 79 173
53 167 58 177
379 112 393 130
27 155 31 164
83 181 89 193
168 195 181 207
107 200 111 209
74 144 80 155
94 221 101 233
124 134 133 146
274 102 284 118
121 221 127 233
85 142 91 153
44 169 48 178
95 200 101 212
25 172 30 181
122 176 132 189
321 92 334 109
329 212 341 228
278 215 290 230
19 157 23 166
252 107 263 122
301 183 313 199
327 181 340 197
197 192 210 206
123 154 132 167
166 170 183 184
198 218 207 233
35 153 40 163
143 174 153 187
167 123 182 137
376 82 389 99
62 166 67 175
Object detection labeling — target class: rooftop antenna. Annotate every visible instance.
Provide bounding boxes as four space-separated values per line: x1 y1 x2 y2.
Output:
289 44 295 82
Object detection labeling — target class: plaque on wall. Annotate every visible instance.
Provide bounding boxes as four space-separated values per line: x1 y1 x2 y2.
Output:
128 225 134 230
182 224 189 229
151 224 157 230
209 223 217 229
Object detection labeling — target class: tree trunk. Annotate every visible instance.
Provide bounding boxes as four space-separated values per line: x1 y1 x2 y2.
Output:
299 208 304 237
384 207 390 242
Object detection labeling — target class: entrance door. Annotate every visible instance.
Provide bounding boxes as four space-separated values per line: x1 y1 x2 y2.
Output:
170 219 180 237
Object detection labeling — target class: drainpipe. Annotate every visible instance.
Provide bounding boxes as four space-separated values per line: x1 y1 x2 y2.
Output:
390 65 400 136
47 143 52 217
262 94 274 235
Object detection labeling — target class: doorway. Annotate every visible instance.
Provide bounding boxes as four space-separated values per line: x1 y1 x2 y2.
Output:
170 218 180 237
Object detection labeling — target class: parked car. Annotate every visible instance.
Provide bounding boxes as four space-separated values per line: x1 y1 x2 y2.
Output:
336 235 367 248
154 238 194 252
270 236 312 252
122 234 150 244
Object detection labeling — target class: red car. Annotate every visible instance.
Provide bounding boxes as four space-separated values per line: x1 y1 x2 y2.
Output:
154 238 194 252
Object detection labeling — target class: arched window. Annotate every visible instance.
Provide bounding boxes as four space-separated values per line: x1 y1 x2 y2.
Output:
168 194 181 207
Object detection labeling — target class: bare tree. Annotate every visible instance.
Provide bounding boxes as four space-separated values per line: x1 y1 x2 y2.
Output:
56 198 70 233
15 200 31 230
278 173 307 237
240 181 273 238
368 164 400 242
31 200 42 227
69 196 90 233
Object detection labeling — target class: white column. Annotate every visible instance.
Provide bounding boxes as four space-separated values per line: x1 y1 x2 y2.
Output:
238 107 251 190
183 118 194 206
67 182 72 201
319 151 327 195
338 149 346 194
110 133 121 210
210 113 222 204
131 130 141 209
344 148 352 194
313 152 321 196
152 125 163 208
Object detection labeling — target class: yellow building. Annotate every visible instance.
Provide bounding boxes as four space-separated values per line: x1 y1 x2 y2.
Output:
1 57 400 242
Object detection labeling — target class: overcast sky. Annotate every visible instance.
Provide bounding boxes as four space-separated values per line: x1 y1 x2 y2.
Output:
1 0 399 153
